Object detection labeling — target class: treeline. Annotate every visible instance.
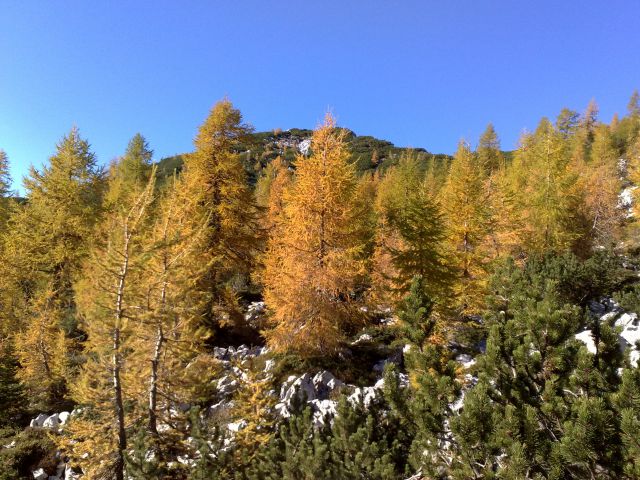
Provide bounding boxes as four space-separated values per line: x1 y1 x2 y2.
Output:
0 92 639 479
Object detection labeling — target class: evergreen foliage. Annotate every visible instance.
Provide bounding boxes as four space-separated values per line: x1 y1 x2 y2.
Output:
371 153 452 308
1 93 640 479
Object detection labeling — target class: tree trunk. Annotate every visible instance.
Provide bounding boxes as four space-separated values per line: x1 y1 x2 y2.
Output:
148 323 163 436
113 224 131 480
148 219 169 437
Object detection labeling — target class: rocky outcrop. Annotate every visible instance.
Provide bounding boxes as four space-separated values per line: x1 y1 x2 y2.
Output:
29 411 71 431
576 298 640 366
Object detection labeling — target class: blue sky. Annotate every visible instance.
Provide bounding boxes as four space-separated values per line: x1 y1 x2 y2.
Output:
1 1 639 192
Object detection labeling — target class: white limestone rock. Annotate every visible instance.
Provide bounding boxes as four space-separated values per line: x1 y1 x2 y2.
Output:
58 411 70 425
30 413 49 428
43 413 61 429
32 468 47 480
227 419 247 432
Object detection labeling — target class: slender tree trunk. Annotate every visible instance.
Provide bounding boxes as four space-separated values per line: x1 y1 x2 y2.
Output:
112 327 126 480
148 219 169 437
113 224 130 480
148 323 163 436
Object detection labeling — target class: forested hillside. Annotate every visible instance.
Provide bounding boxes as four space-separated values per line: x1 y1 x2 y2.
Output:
2 93 640 479
154 127 456 184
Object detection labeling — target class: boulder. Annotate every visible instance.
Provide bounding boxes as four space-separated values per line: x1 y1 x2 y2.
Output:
348 384 380 408
58 411 70 425
373 348 403 372
64 464 81 480
280 373 316 404
217 375 238 396
310 399 338 427
43 413 61 429
31 468 47 480
227 419 247 432
30 413 49 428
312 371 344 399
351 333 372 345
455 353 476 369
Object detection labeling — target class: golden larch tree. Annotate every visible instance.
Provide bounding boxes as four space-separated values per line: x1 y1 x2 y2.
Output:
254 157 293 288
439 141 493 315
65 172 156 480
263 114 368 355
175 99 260 335
370 152 451 309
573 124 622 250
508 118 582 255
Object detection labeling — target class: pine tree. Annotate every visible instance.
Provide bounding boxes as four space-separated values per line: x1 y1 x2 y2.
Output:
390 276 458 476
228 359 276 467
5 128 104 411
611 91 640 155
263 113 368 355
348 172 379 305
628 89 640 119
140 179 201 443
252 158 294 321
626 136 640 230
255 156 288 210
447 256 625 478
615 366 640 478
15 127 105 295
574 124 622 249
243 404 332 480
327 396 407 479
575 99 600 158
105 133 153 209
0 341 26 426
476 124 522 260
174 99 260 335
265 158 293 231
556 108 580 138
14 286 70 411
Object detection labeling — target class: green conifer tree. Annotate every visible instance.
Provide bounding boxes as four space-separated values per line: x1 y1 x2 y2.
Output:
508 118 582 254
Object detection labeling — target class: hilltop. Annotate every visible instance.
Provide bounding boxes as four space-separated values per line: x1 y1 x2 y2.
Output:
156 128 459 183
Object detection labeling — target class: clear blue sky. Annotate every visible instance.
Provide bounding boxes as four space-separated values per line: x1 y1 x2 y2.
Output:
1 1 639 192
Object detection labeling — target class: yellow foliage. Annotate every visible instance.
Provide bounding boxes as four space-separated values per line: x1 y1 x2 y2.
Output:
507 118 582 255
14 287 69 409
439 141 493 315
174 99 260 333
229 360 276 461
263 113 368 355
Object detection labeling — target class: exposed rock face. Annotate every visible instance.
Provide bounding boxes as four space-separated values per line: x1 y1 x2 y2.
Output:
244 301 267 328
30 458 79 480
275 369 410 427
32 468 47 480
29 413 49 428
29 411 71 431
619 185 637 218
298 138 312 155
